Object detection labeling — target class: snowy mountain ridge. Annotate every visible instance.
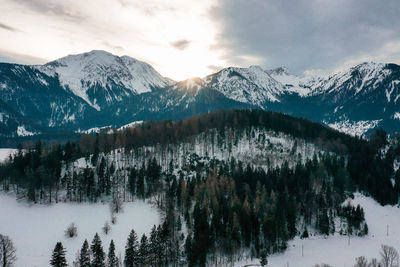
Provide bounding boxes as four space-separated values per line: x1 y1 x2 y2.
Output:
1 49 400 139
38 50 174 109
204 65 286 106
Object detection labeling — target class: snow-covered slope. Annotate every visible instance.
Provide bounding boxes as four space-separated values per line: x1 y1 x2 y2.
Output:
38 50 173 109
204 65 286 107
308 62 389 96
268 67 312 97
0 193 159 267
0 148 17 162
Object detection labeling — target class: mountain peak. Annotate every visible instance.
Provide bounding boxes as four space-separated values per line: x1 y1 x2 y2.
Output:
37 50 172 110
268 66 291 76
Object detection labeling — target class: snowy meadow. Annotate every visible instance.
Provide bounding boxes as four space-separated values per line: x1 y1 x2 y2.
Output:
0 194 159 267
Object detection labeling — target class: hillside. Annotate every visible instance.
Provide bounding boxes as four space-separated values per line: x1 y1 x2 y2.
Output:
1 110 399 266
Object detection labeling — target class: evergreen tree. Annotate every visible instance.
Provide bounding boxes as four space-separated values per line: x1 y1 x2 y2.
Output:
50 242 68 267
79 239 91 267
91 233 105 267
128 168 137 196
138 234 149 266
149 225 159 266
124 229 139 267
107 240 118 267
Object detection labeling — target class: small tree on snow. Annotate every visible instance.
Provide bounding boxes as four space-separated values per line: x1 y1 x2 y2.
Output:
110 196 123 214
380 245 399 267
103 221 111 235
111 215 117 225
369 258 379 267
65 223 78 238
354 256 368 267
260 250 268 266
0 234 17 267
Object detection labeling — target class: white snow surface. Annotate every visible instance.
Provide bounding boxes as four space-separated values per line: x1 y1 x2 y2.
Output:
0 148 17 162
328 119 381 137
235 193 400 267
268 67 312 97
17 126 36 136
38 50 173 109
118 120 143 131
0 193 160 267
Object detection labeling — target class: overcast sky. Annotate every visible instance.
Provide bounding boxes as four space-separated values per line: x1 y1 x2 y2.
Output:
1 0 399 80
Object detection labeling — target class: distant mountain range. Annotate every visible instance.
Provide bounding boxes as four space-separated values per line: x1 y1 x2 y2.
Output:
1 50 400 141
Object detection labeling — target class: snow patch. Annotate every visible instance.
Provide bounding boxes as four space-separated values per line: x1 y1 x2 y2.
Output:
17 126 36 136
327 119 381 136
118 120 143 130
0 148 17 162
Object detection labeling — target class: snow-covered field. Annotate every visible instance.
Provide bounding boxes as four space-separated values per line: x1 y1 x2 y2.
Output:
236 193 400 267
0 194 160 267
0 148 17 162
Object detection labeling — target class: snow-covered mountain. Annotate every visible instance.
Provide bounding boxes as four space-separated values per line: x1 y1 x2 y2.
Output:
1 49 400 140
300 62 400 135
38 50 173 110
267 67 312 96
204 65 286 106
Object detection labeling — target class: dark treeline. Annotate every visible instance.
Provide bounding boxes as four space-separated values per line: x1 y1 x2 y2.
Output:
1 109 398 205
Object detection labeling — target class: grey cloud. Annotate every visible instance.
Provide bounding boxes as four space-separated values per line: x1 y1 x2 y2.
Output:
0 22 18 32
14 0 84 20
207 65 224 73
0 49 47 65
210 0 400 74
102 41 125 52
171 39 190 50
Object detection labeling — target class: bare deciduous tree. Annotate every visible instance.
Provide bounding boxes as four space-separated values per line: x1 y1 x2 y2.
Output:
65 223 78 238
354 256 368 267
0 234 17 267
110 196 123 214
103 221 111 235
380 245 399 267
368 258 379 267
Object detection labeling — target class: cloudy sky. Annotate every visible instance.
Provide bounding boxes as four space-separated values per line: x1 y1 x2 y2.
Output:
1 0 399 80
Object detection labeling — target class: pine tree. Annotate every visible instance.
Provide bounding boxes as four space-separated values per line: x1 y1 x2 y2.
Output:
79 239 91 267
124 229 139 267
128 168 137 196
138 234 149 266
149 225 159 266
91 233 105 267
107 240 118 267
50 242 68 267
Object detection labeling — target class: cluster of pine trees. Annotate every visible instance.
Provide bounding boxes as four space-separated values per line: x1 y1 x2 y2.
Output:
50 224 183 267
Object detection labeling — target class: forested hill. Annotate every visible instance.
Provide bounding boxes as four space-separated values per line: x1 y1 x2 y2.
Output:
1 109 400 266
79 109 355 154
